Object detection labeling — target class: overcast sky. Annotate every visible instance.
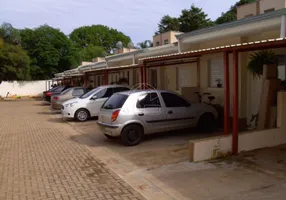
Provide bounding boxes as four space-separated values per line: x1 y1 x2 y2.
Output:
1 0 238 44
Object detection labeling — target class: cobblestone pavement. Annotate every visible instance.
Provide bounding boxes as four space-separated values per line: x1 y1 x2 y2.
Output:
0 101 145 200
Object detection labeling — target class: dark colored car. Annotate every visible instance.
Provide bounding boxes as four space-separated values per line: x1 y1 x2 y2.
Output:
43 85 72 102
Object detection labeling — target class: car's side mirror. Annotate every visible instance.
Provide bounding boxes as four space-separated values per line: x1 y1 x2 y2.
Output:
90 95 97 100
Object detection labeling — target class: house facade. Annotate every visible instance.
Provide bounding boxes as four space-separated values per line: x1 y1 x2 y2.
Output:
56 0 286 130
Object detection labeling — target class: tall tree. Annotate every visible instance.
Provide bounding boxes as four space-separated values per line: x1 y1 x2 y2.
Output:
136 40 153 49
0 23 21 45
179 4 214 33
69 25 131 53
156 15 180 34
79 45 105 61
20 25 78 80
0 23 30 82
215 0 256 24
155 4 213 34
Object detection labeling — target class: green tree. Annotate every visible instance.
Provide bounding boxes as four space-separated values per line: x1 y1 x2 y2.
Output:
0 43 30 81
179 4 214 32
215 0 256 24
69 25 131 53
156 15 180 34
136 40 153 49
0 23 30 82
79 45 105 61
20 25 79 80
0 23 21 45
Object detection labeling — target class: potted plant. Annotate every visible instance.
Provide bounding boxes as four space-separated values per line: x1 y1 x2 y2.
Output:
247 50 278 79
215 79 222 88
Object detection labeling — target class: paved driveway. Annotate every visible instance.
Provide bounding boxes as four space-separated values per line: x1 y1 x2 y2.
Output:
0 101 145 200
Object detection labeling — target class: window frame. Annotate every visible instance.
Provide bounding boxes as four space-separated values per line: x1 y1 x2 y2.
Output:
164 39 169 45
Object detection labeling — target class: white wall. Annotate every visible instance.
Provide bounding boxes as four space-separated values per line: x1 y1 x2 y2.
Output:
190 127 286 162
190 91 286 162
0 80 52 97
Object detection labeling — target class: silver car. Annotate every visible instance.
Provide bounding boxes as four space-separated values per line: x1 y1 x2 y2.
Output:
51 87 88 110
97 90 218 146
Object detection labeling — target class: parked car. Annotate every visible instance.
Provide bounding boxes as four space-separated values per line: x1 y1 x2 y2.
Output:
97 90 218 146
51 87 88 110
61 85 130 122
44 85 72 102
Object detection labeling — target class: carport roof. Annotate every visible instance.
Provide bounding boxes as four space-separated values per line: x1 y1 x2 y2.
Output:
176 8 286 40
139 37 286 63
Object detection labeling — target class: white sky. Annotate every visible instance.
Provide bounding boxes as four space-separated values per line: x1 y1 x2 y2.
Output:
0 0 238 44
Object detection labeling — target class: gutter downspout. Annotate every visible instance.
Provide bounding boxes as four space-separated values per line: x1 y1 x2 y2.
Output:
178 40 182 53
280 15 286 38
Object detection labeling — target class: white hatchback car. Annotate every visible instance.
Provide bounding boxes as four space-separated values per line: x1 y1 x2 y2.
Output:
61 85 130 121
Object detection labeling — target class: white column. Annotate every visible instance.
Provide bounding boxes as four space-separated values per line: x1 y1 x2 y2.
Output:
132 54 135 64
178 40 182 53
280 15 286 38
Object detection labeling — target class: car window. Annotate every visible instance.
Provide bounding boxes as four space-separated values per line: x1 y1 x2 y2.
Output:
94 88 107 99
72 88 85 96
113 87 129 93
161 92 190 107
79 87 102 99
53 86 65 92
102 94 129 109
137 92 161 108
102 88 113 98
61 88 73 95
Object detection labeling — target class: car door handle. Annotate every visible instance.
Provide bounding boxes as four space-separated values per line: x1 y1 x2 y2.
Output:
138 113 144 116
168 110 173 114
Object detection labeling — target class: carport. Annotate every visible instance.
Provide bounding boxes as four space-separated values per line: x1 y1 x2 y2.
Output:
82 64 141 87
140 37 286 155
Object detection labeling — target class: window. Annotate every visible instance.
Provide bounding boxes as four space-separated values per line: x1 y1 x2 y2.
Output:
164 39 169 45
161 92 190 107
72 88 85 96
93 88 107 99
155 41 160 46
176 67 191 90
137 93 161 108
61 88 72 95
79 87 102 99
102 88 113 98
208 59 224 88
102 94 129 109
264 8 275 13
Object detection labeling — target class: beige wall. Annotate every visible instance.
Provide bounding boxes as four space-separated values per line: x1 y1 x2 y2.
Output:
237 0 286 20
113 48 136 55
153 31 179 46
92 57 105 62
237 2 258 20
260 0 286 13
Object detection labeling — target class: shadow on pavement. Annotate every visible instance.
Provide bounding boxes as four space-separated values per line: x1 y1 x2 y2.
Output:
37 111 59 115
47 118 66 123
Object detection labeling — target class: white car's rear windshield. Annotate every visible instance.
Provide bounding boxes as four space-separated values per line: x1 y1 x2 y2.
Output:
102 94 128 109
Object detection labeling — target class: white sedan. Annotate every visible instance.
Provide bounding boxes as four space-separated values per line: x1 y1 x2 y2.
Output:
61 85 130 121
